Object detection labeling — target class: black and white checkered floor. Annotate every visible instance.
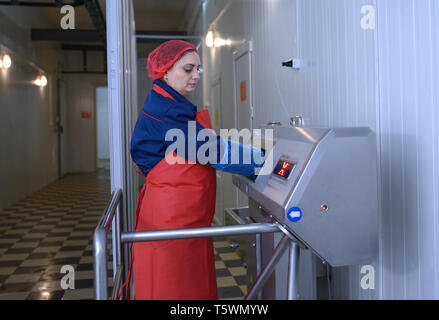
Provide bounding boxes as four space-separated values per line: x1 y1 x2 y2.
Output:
0 170 248 300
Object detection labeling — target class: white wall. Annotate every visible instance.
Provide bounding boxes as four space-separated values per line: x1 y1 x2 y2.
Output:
376 0 439 300
0 8 59 210
196 0 439 299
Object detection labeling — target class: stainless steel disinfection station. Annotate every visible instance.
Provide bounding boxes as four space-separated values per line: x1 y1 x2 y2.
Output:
94 126 378 300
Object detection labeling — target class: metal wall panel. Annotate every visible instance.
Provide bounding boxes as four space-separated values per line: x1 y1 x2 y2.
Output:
199 0 439 299
377 0 439 300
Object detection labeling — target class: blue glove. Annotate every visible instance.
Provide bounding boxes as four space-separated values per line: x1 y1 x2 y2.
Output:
211 139 265 176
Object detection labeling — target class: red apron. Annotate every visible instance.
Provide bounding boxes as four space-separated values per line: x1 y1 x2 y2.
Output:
133 109 218 300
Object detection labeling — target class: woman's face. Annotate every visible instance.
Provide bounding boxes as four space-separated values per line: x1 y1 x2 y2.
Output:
164 51 201 97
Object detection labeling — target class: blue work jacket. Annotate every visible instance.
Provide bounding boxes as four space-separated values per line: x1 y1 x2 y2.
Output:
130 80 261 177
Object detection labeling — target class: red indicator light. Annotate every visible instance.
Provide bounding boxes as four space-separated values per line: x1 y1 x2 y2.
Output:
273 160 295 179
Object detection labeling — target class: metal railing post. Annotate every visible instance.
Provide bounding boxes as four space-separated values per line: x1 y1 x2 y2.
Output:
93 227 108 300
112 202 122 278
93 189 122 300
111 265 124 300
94 196 295 300
245 235 290 300
287 241 300 300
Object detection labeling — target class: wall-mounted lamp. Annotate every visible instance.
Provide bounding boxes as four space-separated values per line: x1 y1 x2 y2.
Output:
205 31 214 48
35 75 48 87
0 54 12 69
205 30 231 48
214 38 231 47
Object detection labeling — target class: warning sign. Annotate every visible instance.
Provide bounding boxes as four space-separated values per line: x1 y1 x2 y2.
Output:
240 81 247 102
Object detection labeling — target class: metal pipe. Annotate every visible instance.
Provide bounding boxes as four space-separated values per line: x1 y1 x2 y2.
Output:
93 189 122 300
255 233 262 275
112 202 122 279
97 189 122 232
287 241 300 300
93 228 108 300
121 223 280 243
255 233 263 300
85 0 106 42
245 235 290 300
111 265 124 300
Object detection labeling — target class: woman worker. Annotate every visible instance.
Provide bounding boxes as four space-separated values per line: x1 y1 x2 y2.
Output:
129 40 263 300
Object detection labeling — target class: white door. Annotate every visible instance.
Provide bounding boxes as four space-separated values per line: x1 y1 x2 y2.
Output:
96 86 110 169
211 79 225 225
234 48 253 132
59 79 68 177
233 41 254 209
211 79 222 133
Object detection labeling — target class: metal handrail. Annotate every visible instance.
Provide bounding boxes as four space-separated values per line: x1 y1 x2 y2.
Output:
93 195 302 300
121 223 280 243
93 189 123 300
111 264 124 300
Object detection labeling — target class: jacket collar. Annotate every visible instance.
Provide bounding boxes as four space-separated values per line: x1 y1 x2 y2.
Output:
154 80 198 113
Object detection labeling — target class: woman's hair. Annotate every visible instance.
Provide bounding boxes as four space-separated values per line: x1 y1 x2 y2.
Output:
175 49 197 64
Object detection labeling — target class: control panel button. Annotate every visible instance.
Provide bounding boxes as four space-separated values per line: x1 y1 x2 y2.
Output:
287 207 303 222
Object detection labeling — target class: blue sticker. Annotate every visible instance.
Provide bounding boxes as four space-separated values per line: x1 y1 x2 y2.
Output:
287 207 302 222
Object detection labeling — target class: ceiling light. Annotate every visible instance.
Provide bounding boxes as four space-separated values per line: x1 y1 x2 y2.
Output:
214 38 226 47
40 75 47 87
34 75 47 87
213 38 232 47
205 31 214 48
2 54 11 69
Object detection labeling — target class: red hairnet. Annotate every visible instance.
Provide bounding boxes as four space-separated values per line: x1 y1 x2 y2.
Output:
147 40 198 80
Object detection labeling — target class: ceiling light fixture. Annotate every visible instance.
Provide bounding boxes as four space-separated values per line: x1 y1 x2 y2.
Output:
205 30 214 48
213 38 232 47
2 54 11 69
34 75 48 87
40 75 47 87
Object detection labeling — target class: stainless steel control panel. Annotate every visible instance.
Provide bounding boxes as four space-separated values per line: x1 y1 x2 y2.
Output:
233 127 378 267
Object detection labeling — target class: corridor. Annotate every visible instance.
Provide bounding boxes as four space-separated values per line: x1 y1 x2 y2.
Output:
0 171 247 300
